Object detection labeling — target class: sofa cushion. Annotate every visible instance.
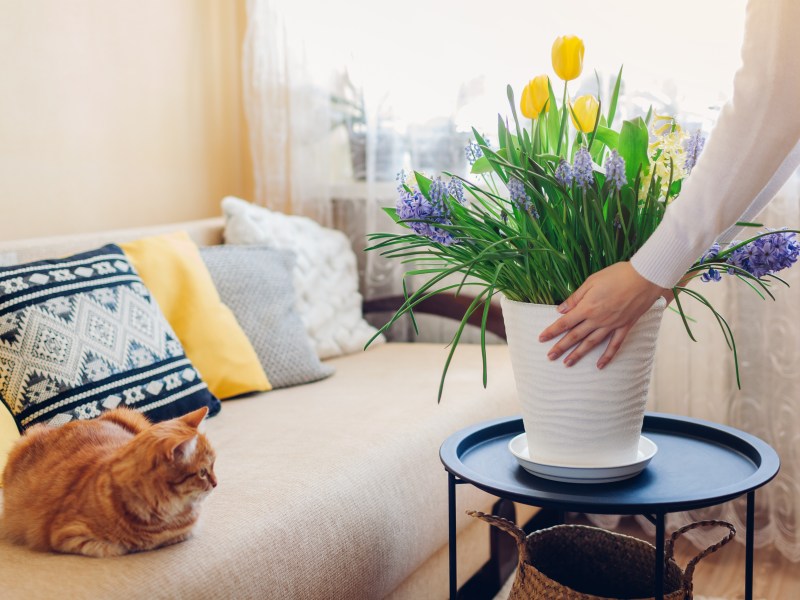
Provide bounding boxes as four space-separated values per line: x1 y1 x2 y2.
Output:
0 343 517 599
0 244 220 435
221 196 384 360
199 245 334 389
121 231 271 399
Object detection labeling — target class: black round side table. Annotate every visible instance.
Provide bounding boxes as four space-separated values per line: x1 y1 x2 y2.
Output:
439 412 780 600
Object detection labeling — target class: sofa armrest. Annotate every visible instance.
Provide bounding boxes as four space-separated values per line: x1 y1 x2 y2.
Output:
363 294 506 341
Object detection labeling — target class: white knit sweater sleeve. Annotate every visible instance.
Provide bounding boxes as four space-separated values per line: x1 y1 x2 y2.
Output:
630 0 800 289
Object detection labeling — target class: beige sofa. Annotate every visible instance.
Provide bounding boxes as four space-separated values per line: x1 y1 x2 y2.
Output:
0 218 534 599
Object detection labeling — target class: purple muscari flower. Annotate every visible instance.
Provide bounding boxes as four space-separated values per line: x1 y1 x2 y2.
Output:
573 147 595 190
465 140 484 165
447 177 465 204
604 150 627 191
555 159 573 186
507 177 539 218
684 130 706 174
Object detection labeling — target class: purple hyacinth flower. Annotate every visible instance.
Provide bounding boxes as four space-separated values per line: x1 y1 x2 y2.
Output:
700 268 722 282
396 183 457 245
716 230 799 280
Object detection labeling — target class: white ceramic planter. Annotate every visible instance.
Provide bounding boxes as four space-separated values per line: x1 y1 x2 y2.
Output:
501 295 666 467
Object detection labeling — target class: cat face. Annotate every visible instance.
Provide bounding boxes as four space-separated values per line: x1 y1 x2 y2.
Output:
120 407 218 514
163 431 217 502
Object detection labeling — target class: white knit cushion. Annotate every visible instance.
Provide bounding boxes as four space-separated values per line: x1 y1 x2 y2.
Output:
221 197 384 359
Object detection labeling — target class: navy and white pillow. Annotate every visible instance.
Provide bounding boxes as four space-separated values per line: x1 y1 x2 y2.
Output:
0 244 220 432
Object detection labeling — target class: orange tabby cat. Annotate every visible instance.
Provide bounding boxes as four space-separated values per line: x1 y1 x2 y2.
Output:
2 406 216 557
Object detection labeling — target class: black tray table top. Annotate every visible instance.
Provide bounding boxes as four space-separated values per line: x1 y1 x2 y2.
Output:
440 412 780 514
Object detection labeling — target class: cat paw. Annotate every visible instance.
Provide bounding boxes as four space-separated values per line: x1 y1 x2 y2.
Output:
60 536 128 558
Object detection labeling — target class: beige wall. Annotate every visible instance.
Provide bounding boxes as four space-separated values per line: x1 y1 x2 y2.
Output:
0 0 253 241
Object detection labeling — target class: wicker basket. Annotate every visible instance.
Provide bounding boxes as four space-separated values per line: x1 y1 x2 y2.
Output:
468 511 735 600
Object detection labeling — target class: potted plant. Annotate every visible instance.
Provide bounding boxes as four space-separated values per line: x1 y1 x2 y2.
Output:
366 36 799 468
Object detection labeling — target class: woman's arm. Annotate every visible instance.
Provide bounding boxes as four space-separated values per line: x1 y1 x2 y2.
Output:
540 0 800 367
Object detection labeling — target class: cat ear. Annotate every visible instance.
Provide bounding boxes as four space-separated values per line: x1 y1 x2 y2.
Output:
168 435 198 462
180 407 208 430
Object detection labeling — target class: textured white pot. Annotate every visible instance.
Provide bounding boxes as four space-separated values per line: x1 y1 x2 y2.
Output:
501 295 666 467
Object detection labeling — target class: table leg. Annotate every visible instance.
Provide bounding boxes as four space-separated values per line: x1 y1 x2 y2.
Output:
745 490 755 600
448 472 457 600
654 512 665 600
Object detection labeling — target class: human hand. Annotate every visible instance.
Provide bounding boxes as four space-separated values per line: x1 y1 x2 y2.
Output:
538 262 668 369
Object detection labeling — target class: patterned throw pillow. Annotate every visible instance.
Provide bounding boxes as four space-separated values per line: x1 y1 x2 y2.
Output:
200 246 334 389
0 245 220 432
120 231 271 399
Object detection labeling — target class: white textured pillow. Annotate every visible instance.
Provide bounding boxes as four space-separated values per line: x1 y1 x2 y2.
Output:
221 196 384 359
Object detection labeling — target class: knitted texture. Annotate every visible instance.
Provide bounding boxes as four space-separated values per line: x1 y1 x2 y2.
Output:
222 197 384 359
200 246 334 389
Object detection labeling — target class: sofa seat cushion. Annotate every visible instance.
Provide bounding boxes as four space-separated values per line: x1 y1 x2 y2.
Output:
0 343 518 600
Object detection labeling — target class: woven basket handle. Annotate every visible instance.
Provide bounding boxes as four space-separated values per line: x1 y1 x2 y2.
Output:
466 510 528 558
665 519 736 596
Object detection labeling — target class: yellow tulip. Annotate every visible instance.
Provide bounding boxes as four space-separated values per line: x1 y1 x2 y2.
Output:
570 95 599 133
520 75 550 119
551 35 585 82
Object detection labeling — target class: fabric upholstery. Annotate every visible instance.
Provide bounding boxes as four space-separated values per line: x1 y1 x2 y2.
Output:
0 244 220 433
0 218 225 264
221 196 384 360
199 246 334 389
0 343 518 599
121 231 271 399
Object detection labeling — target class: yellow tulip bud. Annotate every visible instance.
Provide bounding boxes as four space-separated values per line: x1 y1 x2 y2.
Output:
570 95 599 133
551 35 585 82
520 75 550 119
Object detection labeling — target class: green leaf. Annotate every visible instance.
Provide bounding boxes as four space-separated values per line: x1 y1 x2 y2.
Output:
607 65 623 126
618 117 649 182
497 114 508 151
593 126 619 151
668 179 682 196
470 156 492 174
546 79 560 152
414 171 433 198
382 207 408 227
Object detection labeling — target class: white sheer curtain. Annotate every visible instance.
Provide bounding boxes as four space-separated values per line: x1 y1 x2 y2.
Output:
242 0 332 225
587 176 800 562
243 0 800 560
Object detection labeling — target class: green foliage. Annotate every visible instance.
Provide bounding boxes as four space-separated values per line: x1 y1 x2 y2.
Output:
366 65 796 399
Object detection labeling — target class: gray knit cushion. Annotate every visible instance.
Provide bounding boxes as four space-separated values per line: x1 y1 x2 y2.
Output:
200 246 334 389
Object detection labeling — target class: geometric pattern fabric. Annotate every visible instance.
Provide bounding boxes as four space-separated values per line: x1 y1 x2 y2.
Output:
0 245 219 431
